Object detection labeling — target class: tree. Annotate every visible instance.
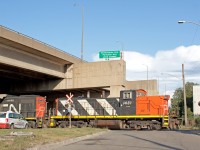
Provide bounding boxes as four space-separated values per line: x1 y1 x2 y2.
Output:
170 82 198 118
171 87 183 116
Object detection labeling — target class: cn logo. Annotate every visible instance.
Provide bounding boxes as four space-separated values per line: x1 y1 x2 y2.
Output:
198 101 200 106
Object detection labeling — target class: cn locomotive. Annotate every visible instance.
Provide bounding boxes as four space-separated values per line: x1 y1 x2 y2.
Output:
0 95 47 128
0 89 170 130
50 89 170 130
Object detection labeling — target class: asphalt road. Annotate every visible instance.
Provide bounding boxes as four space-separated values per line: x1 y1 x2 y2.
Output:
40 130 200 150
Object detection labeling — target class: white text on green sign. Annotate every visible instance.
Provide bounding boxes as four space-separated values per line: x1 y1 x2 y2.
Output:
99 51 121 58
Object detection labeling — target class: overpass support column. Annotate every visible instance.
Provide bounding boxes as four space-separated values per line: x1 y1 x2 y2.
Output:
87 90 90 98
101 90 105 98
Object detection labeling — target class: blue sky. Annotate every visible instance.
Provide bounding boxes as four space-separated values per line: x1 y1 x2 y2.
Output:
1 0 200 96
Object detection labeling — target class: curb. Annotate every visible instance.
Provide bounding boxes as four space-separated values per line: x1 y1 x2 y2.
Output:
27 130 109 150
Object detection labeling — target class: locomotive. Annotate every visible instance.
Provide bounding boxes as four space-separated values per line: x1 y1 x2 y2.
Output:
0 95 47 128
0 89 170 130
51 89 170 130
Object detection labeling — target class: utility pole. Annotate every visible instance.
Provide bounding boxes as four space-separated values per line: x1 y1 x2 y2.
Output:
182 64 188 126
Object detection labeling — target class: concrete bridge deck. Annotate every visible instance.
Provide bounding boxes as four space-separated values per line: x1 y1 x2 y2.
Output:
0 25 82 78
0 25 157 98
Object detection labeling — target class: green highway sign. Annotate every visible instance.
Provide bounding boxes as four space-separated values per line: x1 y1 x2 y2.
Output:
99 51 121 59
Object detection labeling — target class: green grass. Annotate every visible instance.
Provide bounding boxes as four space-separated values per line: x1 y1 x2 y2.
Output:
0 127 107 150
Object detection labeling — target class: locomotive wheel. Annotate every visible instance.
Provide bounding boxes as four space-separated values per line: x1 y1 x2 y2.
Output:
147 125 151 130
76 123 83 128
155 124 162 130
175 124 179 130
118 120 123 129
42 123 48 128
136 125 141 130
29 121 37 128
59 123 67 128
169 123 173 130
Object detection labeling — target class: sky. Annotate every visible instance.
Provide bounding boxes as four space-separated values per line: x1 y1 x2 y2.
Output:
1 0 200 97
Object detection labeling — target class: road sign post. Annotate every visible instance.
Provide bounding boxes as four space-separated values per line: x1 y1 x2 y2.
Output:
99 51 121 60
66 93 74 128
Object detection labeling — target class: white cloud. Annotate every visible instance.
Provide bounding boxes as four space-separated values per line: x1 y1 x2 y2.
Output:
153 45 200 72
92 45 200 96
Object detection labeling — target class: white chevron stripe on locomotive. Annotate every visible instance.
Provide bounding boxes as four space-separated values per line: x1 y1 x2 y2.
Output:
58 99 78 116
77 99 99 115
57 99 65 116
71 109 79 115
96 99 117 115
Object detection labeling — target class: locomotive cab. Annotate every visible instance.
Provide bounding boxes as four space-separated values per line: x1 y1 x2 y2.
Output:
119 89 147 116
119 90 137 115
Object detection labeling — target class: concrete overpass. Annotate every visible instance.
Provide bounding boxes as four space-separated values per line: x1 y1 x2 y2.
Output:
0 25 80 93
0 25 127 98
0 25 158 99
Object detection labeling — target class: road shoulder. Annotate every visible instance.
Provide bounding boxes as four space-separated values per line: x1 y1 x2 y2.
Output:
27 130 110 150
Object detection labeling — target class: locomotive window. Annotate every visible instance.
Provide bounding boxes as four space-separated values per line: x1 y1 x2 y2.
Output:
135 89 147 97
123 92 132 99
136 92 146 97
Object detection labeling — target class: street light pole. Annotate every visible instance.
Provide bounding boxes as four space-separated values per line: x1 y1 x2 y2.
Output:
74 3 84 61
177 20 200 126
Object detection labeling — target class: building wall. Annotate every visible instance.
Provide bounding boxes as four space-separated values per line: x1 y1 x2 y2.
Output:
193 86 200 115
125 80 158 96
72 60 126 88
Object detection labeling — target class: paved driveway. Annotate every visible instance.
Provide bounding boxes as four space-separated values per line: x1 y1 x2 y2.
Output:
38 130 200 150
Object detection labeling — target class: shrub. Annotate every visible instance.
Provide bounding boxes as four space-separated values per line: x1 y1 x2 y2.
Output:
195 116 200 127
